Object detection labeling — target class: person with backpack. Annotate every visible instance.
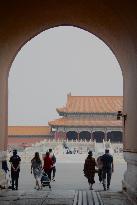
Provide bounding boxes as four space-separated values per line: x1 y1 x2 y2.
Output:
49 148 56 181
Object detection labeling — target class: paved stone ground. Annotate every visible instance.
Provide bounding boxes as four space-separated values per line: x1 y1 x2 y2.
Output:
0 154 132 205
100 191 133 205
0 190 75 205
0 189 133 205
19 159 126 191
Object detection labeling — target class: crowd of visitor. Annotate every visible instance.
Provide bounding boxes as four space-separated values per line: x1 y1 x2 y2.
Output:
1 147 113 192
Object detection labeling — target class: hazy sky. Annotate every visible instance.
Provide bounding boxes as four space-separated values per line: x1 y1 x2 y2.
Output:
8 26 123 126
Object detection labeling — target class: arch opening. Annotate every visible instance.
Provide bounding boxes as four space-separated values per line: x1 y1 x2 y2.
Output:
8 26 123 127
0 2 136 202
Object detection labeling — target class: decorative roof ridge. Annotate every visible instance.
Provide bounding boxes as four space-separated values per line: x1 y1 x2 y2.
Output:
49 117 65 121
48 117 65 125
56 107 66 112
55 111 120 114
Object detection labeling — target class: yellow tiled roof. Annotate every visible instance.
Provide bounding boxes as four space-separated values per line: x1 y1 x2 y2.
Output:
49 118 122 127
57 96 123 113
8 126 51 136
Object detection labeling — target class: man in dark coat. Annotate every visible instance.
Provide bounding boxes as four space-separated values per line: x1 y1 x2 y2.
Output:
9 150 21 190
101 149 114 191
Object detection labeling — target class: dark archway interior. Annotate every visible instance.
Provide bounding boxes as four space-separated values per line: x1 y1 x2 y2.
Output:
107 131 123 142
66 131 78 141
79 131 91 141
93 131 104 142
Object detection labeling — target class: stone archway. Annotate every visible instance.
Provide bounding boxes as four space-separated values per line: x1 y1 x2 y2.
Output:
0 1 137 202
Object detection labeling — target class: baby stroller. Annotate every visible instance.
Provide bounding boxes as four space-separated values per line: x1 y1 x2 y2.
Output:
41 171 51 189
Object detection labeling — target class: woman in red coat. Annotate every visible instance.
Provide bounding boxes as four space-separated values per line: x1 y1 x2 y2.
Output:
43 152 53 181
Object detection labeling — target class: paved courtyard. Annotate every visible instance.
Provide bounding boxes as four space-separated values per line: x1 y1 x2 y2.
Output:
19 159 126 191
0 153 133 205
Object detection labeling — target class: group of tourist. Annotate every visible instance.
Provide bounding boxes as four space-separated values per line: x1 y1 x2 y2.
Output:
1 148 113 192
31 148 56 190
83 149 114 191
3 148 56 190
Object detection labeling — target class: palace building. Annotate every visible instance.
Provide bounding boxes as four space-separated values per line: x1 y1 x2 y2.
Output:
8 126 51 149
49 94 123 142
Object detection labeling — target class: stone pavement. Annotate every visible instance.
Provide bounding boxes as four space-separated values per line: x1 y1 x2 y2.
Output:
100 191 133 205
0 189 74 205
1 153 131 204
0 189 133 205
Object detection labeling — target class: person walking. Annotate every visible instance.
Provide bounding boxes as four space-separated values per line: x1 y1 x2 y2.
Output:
0 160 10 189
31 152 42 190
96 155 103 183
2 160 11 189
43 151 53 181
101 149 114 191
83 151 96 190
49 148 56 181
9 149 21 190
